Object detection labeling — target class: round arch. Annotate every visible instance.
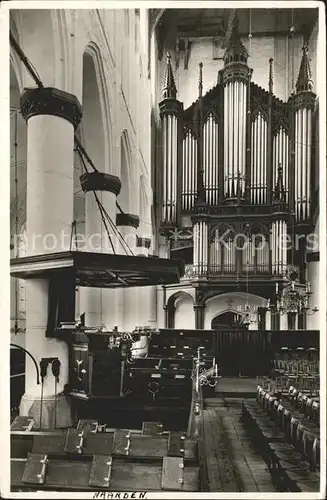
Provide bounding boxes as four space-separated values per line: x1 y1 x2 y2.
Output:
204 292 268 330
83 42 113 172
211 310 247 330
166 291 194 329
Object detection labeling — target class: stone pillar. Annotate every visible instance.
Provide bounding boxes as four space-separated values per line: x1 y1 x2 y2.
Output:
116 213 140 332
194 304 205 330
163 305 169 329
19 87 82 428
194 289 205 330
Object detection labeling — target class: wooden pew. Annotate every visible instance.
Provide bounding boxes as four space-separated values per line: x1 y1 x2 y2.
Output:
11 425 201 491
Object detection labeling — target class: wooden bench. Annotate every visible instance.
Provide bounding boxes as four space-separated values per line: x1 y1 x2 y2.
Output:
11 454 200 491
11 426 201 491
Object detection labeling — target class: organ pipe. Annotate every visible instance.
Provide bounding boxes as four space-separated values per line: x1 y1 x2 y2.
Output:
203 114 219 205
223 79 247 198
250 113 268 204
182 130 197 211
271 220 287 275
161 113 179 223
292 43 316 221
272 127 289 201
210 229 222 273
294 106 312 221
193 220 208 275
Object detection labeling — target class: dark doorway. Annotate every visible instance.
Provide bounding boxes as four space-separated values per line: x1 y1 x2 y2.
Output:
211 311 247 331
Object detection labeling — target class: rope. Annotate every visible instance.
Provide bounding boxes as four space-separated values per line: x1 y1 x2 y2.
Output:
74 136 98 172
10 32 43 88
76 148 134 256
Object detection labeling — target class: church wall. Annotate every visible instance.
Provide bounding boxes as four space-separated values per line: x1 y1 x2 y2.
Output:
174 295 195 330
306 215 320 330
157 29 316 107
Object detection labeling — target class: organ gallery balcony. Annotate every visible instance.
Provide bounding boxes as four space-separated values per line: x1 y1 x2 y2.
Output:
182 263 287 281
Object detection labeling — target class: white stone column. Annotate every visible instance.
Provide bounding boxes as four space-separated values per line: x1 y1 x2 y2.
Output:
80 191 102 327
19 87 82 428
266 310 271 330
101 190 120 329
79 180 121 329
280 313 288 330
116 214 139 332
134 237 152 327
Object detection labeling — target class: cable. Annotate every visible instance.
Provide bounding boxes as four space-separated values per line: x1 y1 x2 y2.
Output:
76 147 134 256
74 136 98 172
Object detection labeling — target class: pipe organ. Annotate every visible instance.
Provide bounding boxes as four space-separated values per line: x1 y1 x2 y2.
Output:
158 17 317 284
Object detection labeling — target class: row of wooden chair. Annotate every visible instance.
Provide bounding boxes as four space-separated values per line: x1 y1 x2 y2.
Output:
258 374 319 394
241 387 320 492
256 387 320 471
288 386 320 425
272 359 319 374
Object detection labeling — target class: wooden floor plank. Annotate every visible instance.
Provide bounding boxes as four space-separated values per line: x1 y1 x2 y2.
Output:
202 397 276 493
202 409 223 491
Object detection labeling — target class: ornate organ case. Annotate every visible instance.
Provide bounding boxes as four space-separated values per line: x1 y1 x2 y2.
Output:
158 24 317 287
